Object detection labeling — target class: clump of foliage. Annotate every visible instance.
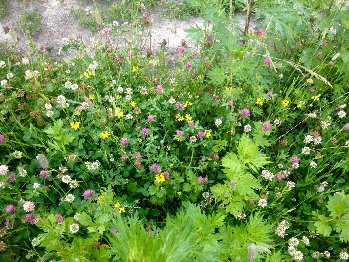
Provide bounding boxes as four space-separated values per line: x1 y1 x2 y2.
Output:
18 9 42 37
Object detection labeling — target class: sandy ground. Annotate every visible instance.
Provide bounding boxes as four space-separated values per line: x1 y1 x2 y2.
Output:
0 0 254 57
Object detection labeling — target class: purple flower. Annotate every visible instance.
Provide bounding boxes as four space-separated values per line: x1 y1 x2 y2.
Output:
227 100 232 105
240 108 251 117
39 170 48 179
186 62 192 70
4 220 11 227
141 128 149 136
197 176 208 184
176 102 184 110
268 90 274 99
7 173 16 183
102 27 112 34
83 189 94 199
164 171 170 179
198 131 205 139
264 56 272 66
134 151 141 158
56 214 64 224
176 130 184 136
262 122 271 132
24 214 37 224
0 134 4 143
257 28 265 37
150 163 161 173
121 137 128 145
290 156 299 164
5 204 15 214
344 123 349 130
188 121 194 127
148 115 154 122
156 84 164 94
177 45 185 54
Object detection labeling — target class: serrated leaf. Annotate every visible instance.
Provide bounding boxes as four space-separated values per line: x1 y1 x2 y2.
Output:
314 215 332 236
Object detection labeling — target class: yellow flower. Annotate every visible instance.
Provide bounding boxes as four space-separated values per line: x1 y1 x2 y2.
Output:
297 101 305 108
130 101 136 107
114 107 124 118
97 195 105 202
225 86 233 92
114 202 121 208
256 97 263 106
100 131 111 139
205 131 212 138
282 99 290 107
88 95 94 100
119 207 126 213
306 78 313 84
184 101 193 107
149 59 158 66
70 121 80 130
185 114 193 121
176 114 184 121
132 66 138 72
155 173 165 183
84 69 93 78
311 94 321 101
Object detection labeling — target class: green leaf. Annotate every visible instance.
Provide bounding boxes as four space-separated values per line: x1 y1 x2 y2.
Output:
327 192 349 218
314 215 332 236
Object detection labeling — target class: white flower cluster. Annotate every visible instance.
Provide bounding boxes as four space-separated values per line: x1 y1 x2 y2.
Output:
288 237 303 261
85 160 101 171
261 170 274 181
61 174 79 189
275 220 289 238
56 95 69 108
64 81 79 91
25 70 39 80
304 134 322 145
23 201 35 212
340 251 349 260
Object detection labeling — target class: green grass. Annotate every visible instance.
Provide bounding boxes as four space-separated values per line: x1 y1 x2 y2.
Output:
0 0 8 19
18 9 42 37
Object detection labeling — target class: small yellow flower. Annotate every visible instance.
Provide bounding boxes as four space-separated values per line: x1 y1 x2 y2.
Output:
311 94 321 101
155 173 165 183
130 101 136 107
256 97 263 106
100 131 111 139
88 95 94 100
114 202 121 208
176 114 184 121
225 86 233 92
132 66 138 72
84 69 93 78
185 114 193 121
297 101 305 108
114 107 124 118
184 101 193 107
282 99 290 107
70 122 80 130
205 131 212 138
97 195 105 202
119 207 126 213
306 78 313 84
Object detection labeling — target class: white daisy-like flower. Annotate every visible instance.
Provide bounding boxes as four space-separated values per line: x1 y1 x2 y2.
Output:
65 194 75 203
69 223 80 234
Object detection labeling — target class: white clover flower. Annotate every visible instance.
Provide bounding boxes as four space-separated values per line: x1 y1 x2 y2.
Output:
274 118 281 125
168 97 176 104
339 104 347 109
0 60 6 68
117 86 123 93
0 182 5 188
301 147 310 155
287 181 296 190
56 95 68 108
65 194 75 203
21 57 29 65
214 118 223 127
23 201 35 212
310 161 317 168
244 124 252 132
44 103 52 110
18 167 27 177
112 21 119 27
7 73 13 79
288 245 296 256
33 183 40 189
307 112 317 118
346 140 349 146
323 251 331 259
61 175 72 184
1 79 8 87
304 135 314 144
0 165 9 175
289 237 299 247
293 250 304 261
261 170 274 181
302 236 310 246
189 136 197 143
338 110 346 118
258 198 267 208
69 179 79 189
125 88 133 95
69 223 80 234
314 136 322 145
31 237 41 247
11 151 23 159
46 110 54 117
321 121 331 129
64 81 72 89
125 114 133 120
74 213 80 221
125 94 132 101
339 251 349 260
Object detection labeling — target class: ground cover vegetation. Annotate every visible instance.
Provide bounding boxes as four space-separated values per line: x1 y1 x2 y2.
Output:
0 0 349 261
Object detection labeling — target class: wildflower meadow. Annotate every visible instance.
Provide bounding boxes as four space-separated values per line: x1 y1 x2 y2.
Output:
0 0 349 261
